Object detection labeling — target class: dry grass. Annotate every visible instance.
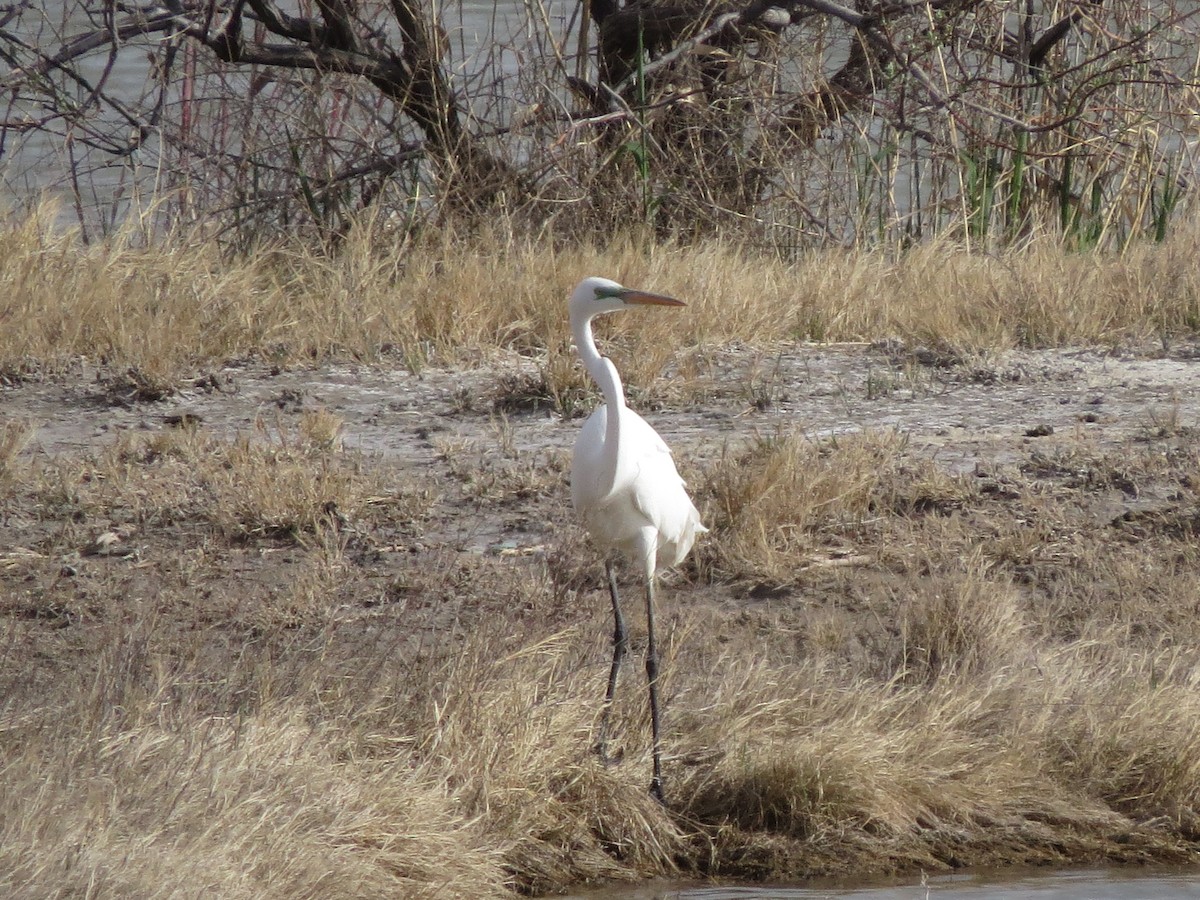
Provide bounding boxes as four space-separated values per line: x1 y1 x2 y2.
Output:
434 420 569 506
4 206 1200 394
0 642 508 899
21 421 429 544
0 417 33 490
700 430 906 582
6 412 1200 895
675 644 1200 876
5 208 1200 896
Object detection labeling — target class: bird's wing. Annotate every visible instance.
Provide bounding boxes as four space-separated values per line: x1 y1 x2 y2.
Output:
624 413 707 569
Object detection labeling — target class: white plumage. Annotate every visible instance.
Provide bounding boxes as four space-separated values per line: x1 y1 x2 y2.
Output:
566 275 706 803
571 402 705 574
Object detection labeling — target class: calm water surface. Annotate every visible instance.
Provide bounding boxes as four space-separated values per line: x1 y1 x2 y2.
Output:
566 868 1200 900
0 1 560 222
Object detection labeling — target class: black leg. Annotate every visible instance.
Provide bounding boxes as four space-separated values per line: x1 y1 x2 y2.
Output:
595 559 628 763
644 573 664 803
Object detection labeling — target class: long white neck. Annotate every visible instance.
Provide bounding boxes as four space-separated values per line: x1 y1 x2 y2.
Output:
573 312 626 491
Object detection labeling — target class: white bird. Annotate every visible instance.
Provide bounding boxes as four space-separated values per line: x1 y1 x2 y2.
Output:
568 276 707 803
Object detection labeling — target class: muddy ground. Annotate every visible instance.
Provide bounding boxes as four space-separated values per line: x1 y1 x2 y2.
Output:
16 340 1200 464
9 338 1200 533
4 339 1200 888
5 337 1199 683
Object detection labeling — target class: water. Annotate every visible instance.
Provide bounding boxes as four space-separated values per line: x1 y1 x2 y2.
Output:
3 2 1196 241
0 1 554 230
567 868 1200 900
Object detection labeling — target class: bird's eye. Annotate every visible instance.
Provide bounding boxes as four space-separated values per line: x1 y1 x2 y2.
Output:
594 286 622 300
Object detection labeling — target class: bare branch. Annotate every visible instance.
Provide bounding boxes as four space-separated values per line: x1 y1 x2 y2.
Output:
313 0 359 52
0 12 176 90
242 0 330 44
791 0 868 29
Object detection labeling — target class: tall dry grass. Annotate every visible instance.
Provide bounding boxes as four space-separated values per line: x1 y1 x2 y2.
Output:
6 556 1200 894
0 631 510 898
6 206 1200 895
3 206 1200 389
676 644 1200 868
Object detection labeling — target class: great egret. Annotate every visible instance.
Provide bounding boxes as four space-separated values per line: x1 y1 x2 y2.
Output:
568 276 707 803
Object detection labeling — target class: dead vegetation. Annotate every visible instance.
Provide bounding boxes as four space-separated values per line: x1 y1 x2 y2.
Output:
5 382 1200 895
5 207 1200 398
7 0 1198 253
4 214 1200 895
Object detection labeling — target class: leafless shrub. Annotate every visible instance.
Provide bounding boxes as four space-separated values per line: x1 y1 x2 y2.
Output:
1 0 1196 247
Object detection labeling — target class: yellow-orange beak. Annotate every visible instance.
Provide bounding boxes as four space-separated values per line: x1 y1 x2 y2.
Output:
615 288 686 307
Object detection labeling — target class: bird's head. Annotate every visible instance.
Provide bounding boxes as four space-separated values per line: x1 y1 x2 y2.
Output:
568 276 685 325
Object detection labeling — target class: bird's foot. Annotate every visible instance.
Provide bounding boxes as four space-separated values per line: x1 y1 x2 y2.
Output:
649 777 665 805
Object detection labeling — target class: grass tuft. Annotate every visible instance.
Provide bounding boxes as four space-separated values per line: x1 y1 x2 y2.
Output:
4 206 1200 382
897 555 1029 683
701 430 902 582
0 418 33 491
